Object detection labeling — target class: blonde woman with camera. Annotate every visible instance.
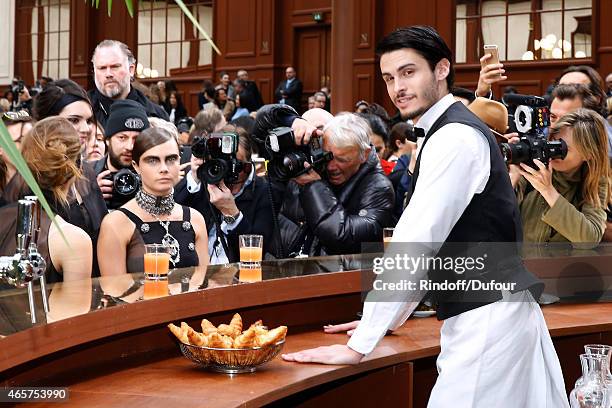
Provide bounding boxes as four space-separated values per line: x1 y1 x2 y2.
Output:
511 109 611 245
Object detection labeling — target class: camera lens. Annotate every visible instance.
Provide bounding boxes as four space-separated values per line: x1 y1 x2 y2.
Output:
544 139 568 161
500 141 530 164
200 159 228 184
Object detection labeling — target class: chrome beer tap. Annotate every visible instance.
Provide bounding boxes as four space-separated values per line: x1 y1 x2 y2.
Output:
0 197 49 324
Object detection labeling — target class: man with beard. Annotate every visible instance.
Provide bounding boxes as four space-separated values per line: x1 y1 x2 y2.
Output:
88 40 168 127
282 26 569 407
94 100 150 210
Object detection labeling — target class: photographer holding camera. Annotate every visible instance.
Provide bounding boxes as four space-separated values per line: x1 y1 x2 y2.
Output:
510 109 610 246
263 112 395 257
93 99 149 210
174 125 283 263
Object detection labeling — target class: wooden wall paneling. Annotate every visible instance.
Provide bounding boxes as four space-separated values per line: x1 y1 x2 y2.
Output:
435 0 454 54
292 0 331 16
330 0 355 113
258 0 273 56
69 0 91 87
14 0 35 85
295 27 325 95
258 78 272 105
224 1 256 58
355 72 373 106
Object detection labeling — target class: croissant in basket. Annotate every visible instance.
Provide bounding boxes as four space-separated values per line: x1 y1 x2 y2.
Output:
168 313 287 349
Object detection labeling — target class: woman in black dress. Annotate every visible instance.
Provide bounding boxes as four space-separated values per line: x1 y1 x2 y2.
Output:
97 127 208 275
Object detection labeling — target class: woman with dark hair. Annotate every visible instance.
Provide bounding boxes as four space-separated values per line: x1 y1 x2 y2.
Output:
214 87 235 121
33 79 95 149
86 122 106 162
164 90 188 125
197 80 216 111
31 78 108 276
3 90 18 111
98 127 208 275
0 117 92 282
0 110 33 204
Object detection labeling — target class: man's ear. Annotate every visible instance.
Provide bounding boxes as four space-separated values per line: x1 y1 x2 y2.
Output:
435 58 450 82
132 161 140 175
363 146 372 162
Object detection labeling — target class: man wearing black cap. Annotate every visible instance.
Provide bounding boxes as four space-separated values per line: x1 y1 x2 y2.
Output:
89 39 168 127
94 99 150 210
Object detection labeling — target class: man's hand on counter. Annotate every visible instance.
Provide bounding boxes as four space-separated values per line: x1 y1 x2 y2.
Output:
282 344 364 365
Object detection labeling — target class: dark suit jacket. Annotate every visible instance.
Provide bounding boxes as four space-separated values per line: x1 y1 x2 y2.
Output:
274 79 303 112
174 175 285 262
239 80 264 113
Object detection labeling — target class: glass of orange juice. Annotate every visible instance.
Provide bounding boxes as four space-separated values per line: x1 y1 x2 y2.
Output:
239 234 263 282
383 227 394 250
143 279 169 299
144 244 171 280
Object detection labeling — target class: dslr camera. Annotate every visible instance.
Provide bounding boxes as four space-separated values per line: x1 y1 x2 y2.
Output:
264 127 333 182
11 80 25 95
500 94 567 168
191 131 246 185
103 168 140 197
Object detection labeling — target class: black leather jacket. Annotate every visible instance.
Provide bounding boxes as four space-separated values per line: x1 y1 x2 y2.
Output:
88 87 169 128
280 150 395 256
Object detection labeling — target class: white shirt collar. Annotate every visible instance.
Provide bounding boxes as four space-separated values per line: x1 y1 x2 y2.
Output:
414 93 456 135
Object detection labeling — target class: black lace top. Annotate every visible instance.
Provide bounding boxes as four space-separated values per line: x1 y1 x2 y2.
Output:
117 206 199 273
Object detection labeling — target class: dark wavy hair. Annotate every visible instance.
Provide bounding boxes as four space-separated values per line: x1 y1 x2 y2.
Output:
33 78 92 121
375 25 454 90
558 66 607 116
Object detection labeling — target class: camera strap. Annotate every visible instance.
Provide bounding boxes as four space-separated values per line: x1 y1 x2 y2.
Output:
206 199 231 262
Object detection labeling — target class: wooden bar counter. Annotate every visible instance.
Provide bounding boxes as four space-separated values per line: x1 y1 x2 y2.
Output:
0 251 610 407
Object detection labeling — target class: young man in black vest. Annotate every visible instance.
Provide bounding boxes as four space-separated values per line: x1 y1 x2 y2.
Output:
282 26 569 407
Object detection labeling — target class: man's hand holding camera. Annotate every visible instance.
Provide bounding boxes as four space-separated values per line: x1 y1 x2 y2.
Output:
189 154 204 184
97 170 113 200
292 162 321 186
291 118 322 145
207 180 240 219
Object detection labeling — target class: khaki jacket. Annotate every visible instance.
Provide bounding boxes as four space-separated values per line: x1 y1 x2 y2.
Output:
517 168 608 246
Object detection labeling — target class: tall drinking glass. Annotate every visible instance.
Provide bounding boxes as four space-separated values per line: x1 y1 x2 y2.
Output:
144 244 171 280
239 234 263 282
383 227 394 250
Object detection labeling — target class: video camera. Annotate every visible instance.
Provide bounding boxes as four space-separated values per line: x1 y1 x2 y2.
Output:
263 127 333 182
500 94 567 168
191 131 247 185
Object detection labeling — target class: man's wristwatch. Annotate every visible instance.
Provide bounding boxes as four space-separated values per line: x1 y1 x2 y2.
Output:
222 210 241 224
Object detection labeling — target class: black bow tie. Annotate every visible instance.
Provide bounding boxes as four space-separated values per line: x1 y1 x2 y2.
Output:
414 127 425 139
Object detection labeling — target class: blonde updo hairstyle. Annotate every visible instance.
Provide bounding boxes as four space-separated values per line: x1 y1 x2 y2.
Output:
20 117 83 205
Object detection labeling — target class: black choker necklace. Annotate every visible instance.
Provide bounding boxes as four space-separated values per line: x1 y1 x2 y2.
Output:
135 189 174 216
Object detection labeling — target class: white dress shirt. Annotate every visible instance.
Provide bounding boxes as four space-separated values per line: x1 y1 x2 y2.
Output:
347 93 492 355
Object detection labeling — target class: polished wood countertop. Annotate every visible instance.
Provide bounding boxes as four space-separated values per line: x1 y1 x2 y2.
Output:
0 250 610 407
18 302 612 408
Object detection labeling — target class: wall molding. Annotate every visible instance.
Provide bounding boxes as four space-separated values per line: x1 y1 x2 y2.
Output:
0 0 15 85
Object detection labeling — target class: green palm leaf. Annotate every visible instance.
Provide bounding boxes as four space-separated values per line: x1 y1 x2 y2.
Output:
87 0 220 54
0 122 69 246
173 0 221 55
